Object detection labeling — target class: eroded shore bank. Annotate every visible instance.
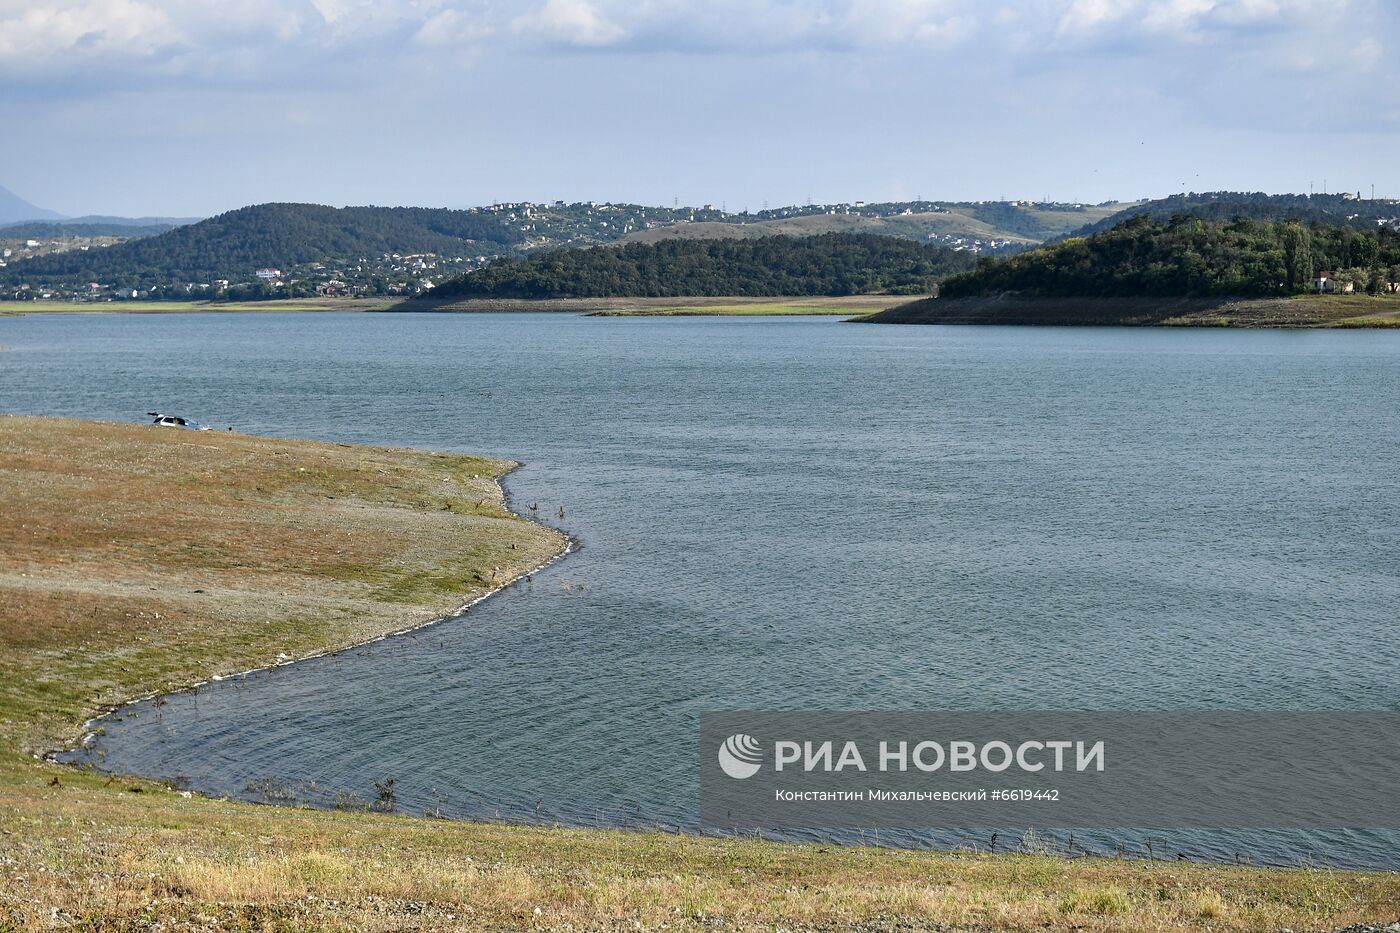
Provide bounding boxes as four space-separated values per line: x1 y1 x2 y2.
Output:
2 416 1399 932
857 294 1400 327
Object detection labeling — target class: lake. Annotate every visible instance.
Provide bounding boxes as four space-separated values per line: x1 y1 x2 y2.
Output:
4 311 1398 867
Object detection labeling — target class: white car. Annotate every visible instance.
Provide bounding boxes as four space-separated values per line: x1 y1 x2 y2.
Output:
148 411 211 431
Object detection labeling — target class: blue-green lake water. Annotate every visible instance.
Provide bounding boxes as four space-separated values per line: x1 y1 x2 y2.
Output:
4 312 1398 866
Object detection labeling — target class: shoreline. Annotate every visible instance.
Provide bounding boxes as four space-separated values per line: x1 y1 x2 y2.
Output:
56 486 575 764
856 294 1400 327
6 417 1400 930
0 298 398 316
0 295 898 317
0 415 569 760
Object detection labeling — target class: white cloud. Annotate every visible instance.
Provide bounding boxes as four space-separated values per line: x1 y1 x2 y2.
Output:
1056 0 1356 40
413 8 494 47
1057 0 1133 34
0 0 1382 81
0 0 180 63
511 0 627 47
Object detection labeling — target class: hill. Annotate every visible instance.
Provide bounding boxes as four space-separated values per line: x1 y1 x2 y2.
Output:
937 215 1400 300
1 199 1129 303
1 203 530 300
1066 191 1400 239
0 184 63 225
420 234 977 300
620 201 1128 249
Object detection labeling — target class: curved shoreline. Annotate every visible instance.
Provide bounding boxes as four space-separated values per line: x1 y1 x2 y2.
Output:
7 424 1400 929
53 460 576 765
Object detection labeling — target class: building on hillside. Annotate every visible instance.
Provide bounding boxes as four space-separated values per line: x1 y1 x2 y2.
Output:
255 268 282 281
1313 271 1354 294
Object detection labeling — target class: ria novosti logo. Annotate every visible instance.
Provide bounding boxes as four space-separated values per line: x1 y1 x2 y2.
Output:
715 731 1108 780
717 733 764 779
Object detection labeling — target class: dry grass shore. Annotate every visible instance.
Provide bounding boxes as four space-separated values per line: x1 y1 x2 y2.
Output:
0 298 397 316
0 296 894 317
2 416 1398 932
405 295 897 315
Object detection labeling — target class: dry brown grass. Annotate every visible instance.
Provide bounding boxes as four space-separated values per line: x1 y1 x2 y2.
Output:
1 416 1397 932
0 415 563 756
409 295 900 315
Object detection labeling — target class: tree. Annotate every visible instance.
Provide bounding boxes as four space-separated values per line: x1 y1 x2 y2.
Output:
1281 222 1313 291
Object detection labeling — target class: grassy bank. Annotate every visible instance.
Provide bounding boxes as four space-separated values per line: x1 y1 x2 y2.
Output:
405 295 899 315
0 298 396 315
857 294 1400 327
0 296 898 317
2 417 1398 931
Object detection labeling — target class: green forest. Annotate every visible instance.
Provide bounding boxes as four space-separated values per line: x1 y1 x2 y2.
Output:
941 216 1400 298
426 234 976 299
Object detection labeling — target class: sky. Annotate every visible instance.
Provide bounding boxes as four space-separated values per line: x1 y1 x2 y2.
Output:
0 0 1395 217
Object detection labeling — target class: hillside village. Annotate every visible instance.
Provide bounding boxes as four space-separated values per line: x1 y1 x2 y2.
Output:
0 199 1095 303
5 194 1399 304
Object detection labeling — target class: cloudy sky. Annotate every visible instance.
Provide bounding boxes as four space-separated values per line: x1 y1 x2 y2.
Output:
1 0 1394 216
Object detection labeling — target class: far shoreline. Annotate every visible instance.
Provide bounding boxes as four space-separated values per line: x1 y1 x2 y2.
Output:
0 295 897 317
10 292 1400 328
856 293 1400 328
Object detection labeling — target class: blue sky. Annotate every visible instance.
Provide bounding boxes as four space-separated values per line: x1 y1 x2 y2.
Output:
1 0 1394 216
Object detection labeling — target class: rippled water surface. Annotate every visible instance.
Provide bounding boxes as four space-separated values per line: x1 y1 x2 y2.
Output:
4 312 1398 866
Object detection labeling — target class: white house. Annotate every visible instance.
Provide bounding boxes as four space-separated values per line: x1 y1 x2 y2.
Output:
1313 271 1354 294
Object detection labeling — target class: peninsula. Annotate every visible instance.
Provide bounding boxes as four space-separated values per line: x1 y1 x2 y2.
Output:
860 215 1400 327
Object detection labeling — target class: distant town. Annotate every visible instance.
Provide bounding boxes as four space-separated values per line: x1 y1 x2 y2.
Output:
0 199 1080 303
3 193 1398 304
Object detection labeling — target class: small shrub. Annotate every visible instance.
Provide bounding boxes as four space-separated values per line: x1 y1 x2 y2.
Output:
1059 887 1131 916
1190 889 1227 920
372 777 397 812
332 790 368 811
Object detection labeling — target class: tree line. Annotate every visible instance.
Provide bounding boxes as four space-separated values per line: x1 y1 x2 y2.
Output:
426 234 978 299
941 215 1400 299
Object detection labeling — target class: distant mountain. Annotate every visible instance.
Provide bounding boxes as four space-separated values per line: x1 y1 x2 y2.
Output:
1067 191 1400 239
423 234 979 300
0 185 64 225
0 221 180 239
51 215 201 228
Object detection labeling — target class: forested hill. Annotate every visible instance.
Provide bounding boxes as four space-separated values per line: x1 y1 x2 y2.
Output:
423 234 978 299
941 216 1400 299
1 204 526 287
1067 192 1400 239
